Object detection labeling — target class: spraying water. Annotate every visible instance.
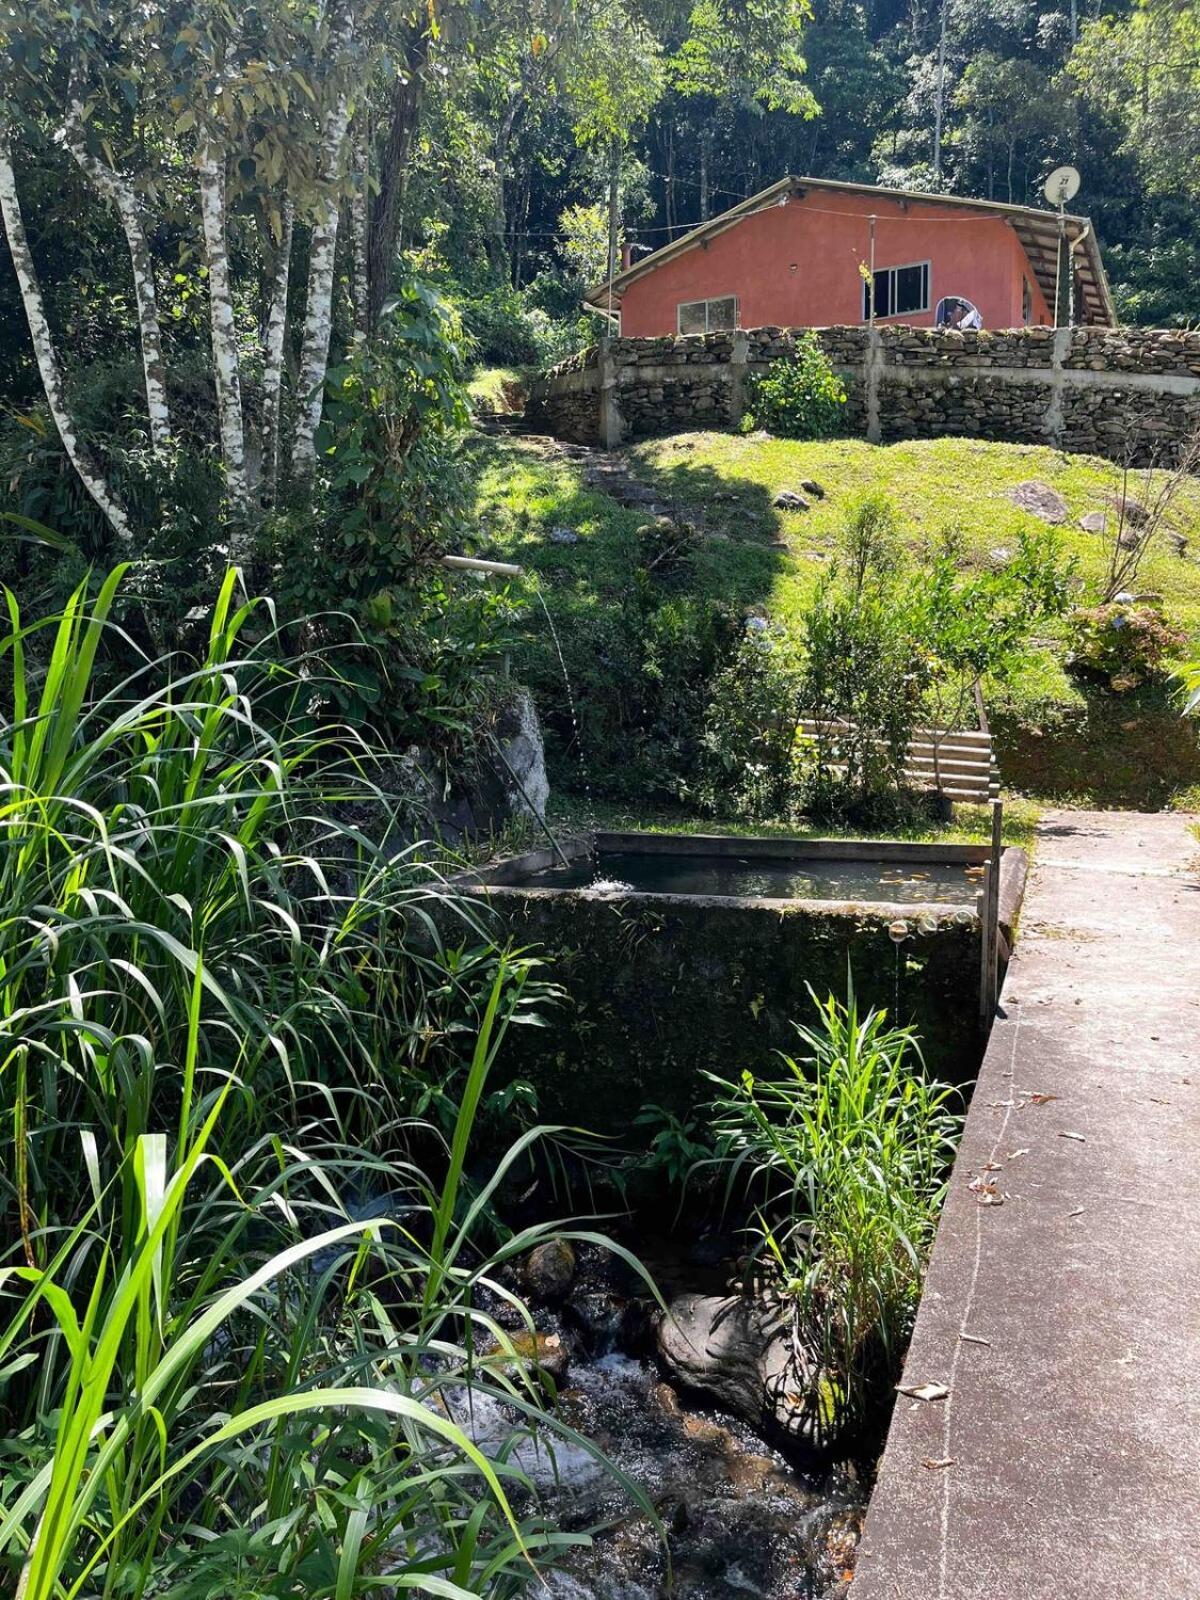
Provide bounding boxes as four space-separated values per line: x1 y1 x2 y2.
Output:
535 588 593 812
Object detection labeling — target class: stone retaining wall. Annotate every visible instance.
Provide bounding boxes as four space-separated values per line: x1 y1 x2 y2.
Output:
525 325 1200 462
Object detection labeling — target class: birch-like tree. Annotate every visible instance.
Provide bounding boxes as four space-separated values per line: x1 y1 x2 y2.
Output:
0 0 448 546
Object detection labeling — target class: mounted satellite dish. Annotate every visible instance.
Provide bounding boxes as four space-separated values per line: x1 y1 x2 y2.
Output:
1044 165 1081 208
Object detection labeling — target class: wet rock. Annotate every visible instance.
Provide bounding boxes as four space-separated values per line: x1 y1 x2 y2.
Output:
773 489 811 511
525 1239 577 1304
482 1329 569 1385
656 1292 835 1455
566 1289 635 1354
1006 480 1067 523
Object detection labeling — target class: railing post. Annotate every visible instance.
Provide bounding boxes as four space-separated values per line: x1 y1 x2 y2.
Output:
979 799 1003 1026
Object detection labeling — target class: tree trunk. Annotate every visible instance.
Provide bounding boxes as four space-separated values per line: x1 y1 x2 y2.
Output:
198 140 249 519
490 90 526 280
699 131 711 221
0 129 133 542
933 0 948 184
59 105 172 455
664 119 676 237
368 21 432 333
261 197 293 502
606 140 621 293
293 93 354 472
349 120 369 348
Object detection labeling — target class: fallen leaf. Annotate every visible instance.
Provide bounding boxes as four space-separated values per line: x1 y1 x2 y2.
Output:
922 1457 956 1470
897 1381 949 1402
982 1160 1001 1172
1058 1130 1087 1143
959 1332 991 1347
1067 1207 1085 1217
1028 1092 1058 1105
1006 1148 1030 1160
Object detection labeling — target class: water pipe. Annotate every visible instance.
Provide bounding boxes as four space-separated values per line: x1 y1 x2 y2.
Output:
485 732 573 871
441 554 524 578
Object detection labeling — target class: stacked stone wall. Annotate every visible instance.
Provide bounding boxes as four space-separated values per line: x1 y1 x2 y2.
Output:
527 324 1200 463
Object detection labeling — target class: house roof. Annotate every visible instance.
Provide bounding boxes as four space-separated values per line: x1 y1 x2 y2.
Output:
585 175 1117 329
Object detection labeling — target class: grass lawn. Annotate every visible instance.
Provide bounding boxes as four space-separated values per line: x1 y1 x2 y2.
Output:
465 428 1200 811
467 365 532 414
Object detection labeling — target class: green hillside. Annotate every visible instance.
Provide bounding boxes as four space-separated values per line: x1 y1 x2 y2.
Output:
469 429 1200 811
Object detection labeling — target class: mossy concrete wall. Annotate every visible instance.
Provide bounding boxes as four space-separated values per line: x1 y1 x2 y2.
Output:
480 889 982 1131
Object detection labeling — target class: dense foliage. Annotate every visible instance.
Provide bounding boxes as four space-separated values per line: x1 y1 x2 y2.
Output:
0 571 648 1598
742 336 848 440
1068 596 1187 690
691 493 1074 822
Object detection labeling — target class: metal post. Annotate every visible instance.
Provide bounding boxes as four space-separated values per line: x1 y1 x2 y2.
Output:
979 799 1003 1025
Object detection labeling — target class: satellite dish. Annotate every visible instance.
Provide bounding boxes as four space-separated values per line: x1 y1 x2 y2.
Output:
1044 166 1081 208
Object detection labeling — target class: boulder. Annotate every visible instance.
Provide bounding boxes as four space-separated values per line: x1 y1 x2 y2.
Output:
773 489 811 512
798 478 826 499
656 1291 836 1455
1111 494 1150 527
1006 480 1068 523
524 1238 577 1304
1079 511 1108 535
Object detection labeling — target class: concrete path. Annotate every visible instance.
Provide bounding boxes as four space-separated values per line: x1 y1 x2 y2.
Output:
853 809 1200 1600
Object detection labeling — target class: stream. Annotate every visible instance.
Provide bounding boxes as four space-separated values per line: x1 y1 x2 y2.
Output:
459 1241 865 1599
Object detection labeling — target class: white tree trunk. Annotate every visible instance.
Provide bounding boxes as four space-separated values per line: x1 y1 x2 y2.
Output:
293 4 358 474
59 105 172 455
293 92 354 473
198 139 250 521
0 130 133 542
261 197 294 501
349 119 369 349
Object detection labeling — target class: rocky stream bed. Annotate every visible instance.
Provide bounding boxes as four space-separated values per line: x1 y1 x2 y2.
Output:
464 1237 865 1599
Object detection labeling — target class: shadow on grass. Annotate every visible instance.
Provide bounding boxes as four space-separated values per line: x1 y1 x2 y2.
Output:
458 433 790 800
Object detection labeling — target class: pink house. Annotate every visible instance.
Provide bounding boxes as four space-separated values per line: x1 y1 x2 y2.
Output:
586 176 1115 336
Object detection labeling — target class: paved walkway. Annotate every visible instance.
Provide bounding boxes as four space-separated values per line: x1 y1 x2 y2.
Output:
853 810 1200 1600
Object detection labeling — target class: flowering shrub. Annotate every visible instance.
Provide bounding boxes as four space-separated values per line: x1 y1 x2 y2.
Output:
1067 598 1186 691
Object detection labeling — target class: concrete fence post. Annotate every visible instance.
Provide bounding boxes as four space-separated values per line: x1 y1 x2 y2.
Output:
864 327 884 444
728 330 751 427
597 337 625 449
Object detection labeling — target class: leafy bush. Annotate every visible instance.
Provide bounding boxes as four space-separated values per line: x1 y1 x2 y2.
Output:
796 497 926 820
275 284 522 747
742 334 848 439
708 986 962 1428
1067 597 1187 691
453 279 594 368
694 626 808 819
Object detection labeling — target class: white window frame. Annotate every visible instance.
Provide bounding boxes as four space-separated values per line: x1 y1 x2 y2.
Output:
677 295 739 335
863 261 931 322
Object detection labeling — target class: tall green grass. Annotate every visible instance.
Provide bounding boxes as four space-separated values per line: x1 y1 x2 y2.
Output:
0 569 638 1598
709 985 962 1429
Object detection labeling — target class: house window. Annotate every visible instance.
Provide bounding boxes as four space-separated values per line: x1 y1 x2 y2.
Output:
1022 277 1034 324
863 261 930 321
677 296 738 335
